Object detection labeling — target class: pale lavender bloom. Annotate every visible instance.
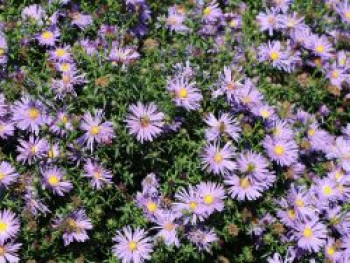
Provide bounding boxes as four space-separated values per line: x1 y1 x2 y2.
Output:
252 103 276 121
270 120 294 140
204 113 241 142
225 13 242 30
213 66 243 102
237 84 263 108
55 62 77 73
267 248 295 263
21 4 45 22
141 173 159 195
166 77 202 111
0 210 20 243
49 110 73 137
16 136 47 164
343 124 350 139
202 1 222 23
36 28 60 46
71 12 93 29
0 240 21 263
196 182 225 215
166 6 188 33
0 95 7 117
306 124 334 153
186 228 217 252
263 136 298 166
324 238 342 262
327 137 350 172
24 187 50 216
80 109 114 151
256 8 282 36
42 166 73 196
279 13 304 31
50 69 86 98
224 174 264 201
112 226 153 263
326 63 348 88
0 34 7 65
289 25 313 47
153 211 180 247
306 35 334 59
173 185 206 224
335 1 350 23
336 50 349 69
43 143 60 163
83 159 112 189
258 41 290 71
313 178 340 203
270 0 292 13
79 39 98 56
293 219 327 252
53 209 93 246
49 45 72 62
109 46 140 65
200 142 236 176
125 102 165 143
0 120 15 139
11 96 47 134
99 24 118 38
0 162 18 189
136 193 162 220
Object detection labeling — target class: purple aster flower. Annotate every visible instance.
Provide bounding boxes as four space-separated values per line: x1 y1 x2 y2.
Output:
327 137 350 172
202 1 222 23
225 13 242 30
0 240 21 263
173 185 206 224
306 35 334 59
0 35 7 65
269 120 294 140
141 173 159 195
50 69 86 98
342 124 350 139
200 142 236 176
125 102 165 143
270 0 292 13
109 46 140 66
21 4 45 22
136 192 162 220
258 41 290 71
263 136 298 166
204 113 241 142
49 45 72 62
112 226 153 263
335 1 350 23
53 209 93 246
16 136 47 164
279 13 304 32
256 8 282 36
267 248 295 263
0 210 20 243
213 66 243 102
42 166 73 196
153 211 180 247
196 182 225 215
306 124 334 153
70 12 93 29
83 159 112 189
324 238 342 262
36 28 60 46
165 6 188 33
166 77 202 111
224 174 264 201
326 63 348 88
99 24 118 38
11 96 47 134
0 120 15 139
186 227 217 252
252 103 276 121
0 161 18 189
293 219 327 252
79 39 98 56
80 109 114 151
237 84 263 108
55 62 77 73
24 187 50 216
49 110 73 137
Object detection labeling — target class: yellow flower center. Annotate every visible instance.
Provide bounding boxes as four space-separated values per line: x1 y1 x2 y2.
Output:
315 45 324 53
48 175 59 186
346 11 350 19
295 198 304 207
164 222 175 231
28 107 39 120
167 17 178 25
287 209 295 219
322 186 332 196
331 70 339 79
270 51 279 61
303 227 312 238
0 246 5 256
48 149 54 158
0 221 7 233
242 96 251 104
273 145 284 156
0 48 4 56
203 194 213 205
327 246 335 256
335 170 343 180
189 201 197 210
226 82 235 91
93 171 102 179
42 31 53 40
90 125 99 135
260 109 270 119
307 129 315 137
240 178 250 189
30 146 37 154
213 152 223 164
55 48 66 57
61 63 70 72
62 75 70 84
61 115 68 124
0 172 5 180
229 20 237 27
140 116 150 128
177 88 188 99
146 201 157 213
268 16 275 24
203 7 211 15
128 241 137 251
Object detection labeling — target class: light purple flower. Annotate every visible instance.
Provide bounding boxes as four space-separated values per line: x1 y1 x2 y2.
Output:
16 136 47 164
201 142 236 176
42 166 73 196
71 12 93 29
112 226 153 263
186 228 217 252
21 4 45 22
224 174 264 201
263 136 298 166
49 45 72 62
83 159 113 189
0 120 15 139
109 46 140 65
0 162 18 189
153 211 180 247
0 95 7 117
202 1 222 23
165 6 188 33
0 240 21 263
36 28 60 46
327 137 350 172
293 219 327 252
335 1 350 23
0 210 20 243
197 182 225 215
256 8 282 36
125 102 164 143
204 113 241 142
